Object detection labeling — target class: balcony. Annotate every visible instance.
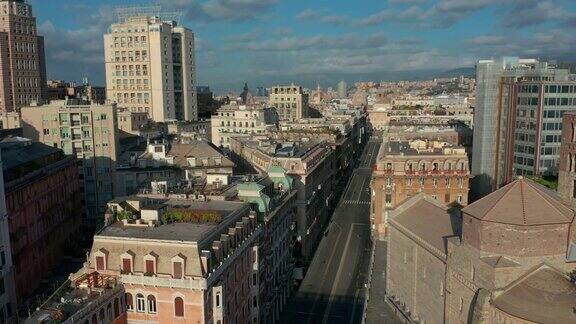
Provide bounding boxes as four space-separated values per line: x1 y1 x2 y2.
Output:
120 273 207 290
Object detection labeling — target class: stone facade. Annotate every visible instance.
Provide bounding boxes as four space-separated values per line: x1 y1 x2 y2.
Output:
558 112 576 207
269 85 309 121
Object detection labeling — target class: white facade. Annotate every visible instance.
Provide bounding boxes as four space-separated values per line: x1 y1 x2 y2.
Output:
211 103 278 148
104 16 197 122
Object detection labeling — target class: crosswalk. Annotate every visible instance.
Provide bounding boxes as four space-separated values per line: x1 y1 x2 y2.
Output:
342 200 371 205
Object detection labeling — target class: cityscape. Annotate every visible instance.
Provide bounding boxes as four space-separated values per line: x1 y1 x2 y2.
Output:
0 0 575 324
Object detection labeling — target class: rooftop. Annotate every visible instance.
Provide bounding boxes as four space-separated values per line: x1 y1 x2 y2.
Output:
462 178 574 226
390 194 461 255
492 265 576 323
384 139 466 156
99 200 249 243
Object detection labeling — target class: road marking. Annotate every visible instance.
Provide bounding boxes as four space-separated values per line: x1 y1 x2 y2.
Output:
349 288 361 324
306 229 343 323
354 177 367 202
322 223 369 324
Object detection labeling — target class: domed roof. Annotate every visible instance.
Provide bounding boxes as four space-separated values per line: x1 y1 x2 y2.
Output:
462 178 573 225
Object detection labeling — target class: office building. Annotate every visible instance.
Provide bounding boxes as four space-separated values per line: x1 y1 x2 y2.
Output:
104 14 197 122
0 0 47 113
21 99 119 226
558 112 576 207
269 85 308 121
371 139 470 238
473 58 576 198
1 138 82 302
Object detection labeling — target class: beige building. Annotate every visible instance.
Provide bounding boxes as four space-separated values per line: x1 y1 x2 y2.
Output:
0 111 20 129
105 16 197 122
210 101 278 148
88 197 261 324
21 99 120 226
117 108 149 135
385 179 576 324
269 85 308 121
0 0 46 113
371 139 470 238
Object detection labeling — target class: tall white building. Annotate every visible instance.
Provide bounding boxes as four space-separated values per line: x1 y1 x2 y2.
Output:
104 15 197 122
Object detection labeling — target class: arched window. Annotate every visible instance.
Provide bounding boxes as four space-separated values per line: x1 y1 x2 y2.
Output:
136 294 145 312
91 314 97 324
147 295 157 314
99 308 105 322
107 303 113 320
125 293 134 311
174 297 184 317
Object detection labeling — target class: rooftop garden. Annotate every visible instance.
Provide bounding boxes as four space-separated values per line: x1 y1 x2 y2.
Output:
162 208 223 224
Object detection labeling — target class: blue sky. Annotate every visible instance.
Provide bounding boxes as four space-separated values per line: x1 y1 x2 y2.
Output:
29 0 576 92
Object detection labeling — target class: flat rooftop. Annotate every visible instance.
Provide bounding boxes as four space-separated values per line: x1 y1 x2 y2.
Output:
386 140 465 156
98 200 248 242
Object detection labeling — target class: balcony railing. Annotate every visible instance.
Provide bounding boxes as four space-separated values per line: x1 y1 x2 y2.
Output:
120 273 207 290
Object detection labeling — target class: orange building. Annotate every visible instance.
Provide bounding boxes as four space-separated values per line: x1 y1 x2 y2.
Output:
371 139 470 238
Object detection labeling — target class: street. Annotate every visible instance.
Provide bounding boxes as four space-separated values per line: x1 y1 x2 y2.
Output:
280 135 382 324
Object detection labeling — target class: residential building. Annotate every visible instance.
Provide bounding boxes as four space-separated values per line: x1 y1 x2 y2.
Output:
1 138 82 302
0 149 16 323
472 58 576 198
269 85 308 121
104 14 197 122
210 101 278 149
235 167 297 323
0 112 20 129
87 197 261 324
384 178 576 323
166 119 211 141
117 108 149 135
230 137 334 259
371 139 470 238
21 99 120 227
115 138 234 196
26 271 127 324
0 0 47 113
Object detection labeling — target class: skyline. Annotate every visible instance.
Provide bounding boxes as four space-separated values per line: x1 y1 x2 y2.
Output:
31 0 576 91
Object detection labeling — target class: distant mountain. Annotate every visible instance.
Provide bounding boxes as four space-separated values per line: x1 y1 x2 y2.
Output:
435 67 475 78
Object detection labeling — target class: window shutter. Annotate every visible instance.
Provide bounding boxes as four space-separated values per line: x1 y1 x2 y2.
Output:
146 259 155 273
122 258 131 272
96 256 105 270
173 262 183 279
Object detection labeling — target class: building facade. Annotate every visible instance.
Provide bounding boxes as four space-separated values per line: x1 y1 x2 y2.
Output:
21 99 120 227
371 139 470 238
0 0 46 113
104 16 197 122
385 179 576 324
558 112 576 207
1 139 82 302
87 198 261 324
472 58 576 198
269 85 308 121
210 102 278 149
0 149 16 323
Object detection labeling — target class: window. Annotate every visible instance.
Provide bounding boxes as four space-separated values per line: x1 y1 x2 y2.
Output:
145 259 155 274
125 293 134 311
136 294 145 312
122 258 132 273
174 297 184 317
173 261 183 279
216 293 221 307
96 256 105 270
147 295 157 314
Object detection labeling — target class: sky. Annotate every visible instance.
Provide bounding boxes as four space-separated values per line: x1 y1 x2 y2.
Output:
28 0 576 92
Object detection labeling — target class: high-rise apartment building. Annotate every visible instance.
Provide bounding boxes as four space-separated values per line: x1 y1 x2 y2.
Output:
473 58 576 198
337 80 347 99
105 15 197 122
0 0 46 113
21 99 119 227
269 85 308 121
